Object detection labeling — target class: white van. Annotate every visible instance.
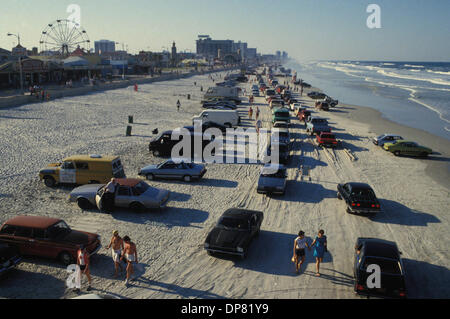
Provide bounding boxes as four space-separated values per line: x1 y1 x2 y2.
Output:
204 87 241 104
192 110 240 128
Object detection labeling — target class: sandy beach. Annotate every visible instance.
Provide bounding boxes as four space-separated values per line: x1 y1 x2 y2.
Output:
0 71 449 299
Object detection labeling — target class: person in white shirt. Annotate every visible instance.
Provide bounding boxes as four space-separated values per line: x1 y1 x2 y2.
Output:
292 231 310 274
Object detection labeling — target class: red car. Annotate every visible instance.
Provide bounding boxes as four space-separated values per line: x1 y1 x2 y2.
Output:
316 132 338 147
0 216 101 265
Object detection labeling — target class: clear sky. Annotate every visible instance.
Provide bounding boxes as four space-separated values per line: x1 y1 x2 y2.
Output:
1 0 449 62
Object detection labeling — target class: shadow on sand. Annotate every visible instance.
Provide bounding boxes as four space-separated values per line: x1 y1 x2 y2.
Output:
112 207 209 229
370 199 441 227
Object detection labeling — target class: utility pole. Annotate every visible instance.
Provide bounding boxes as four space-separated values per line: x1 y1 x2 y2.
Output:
7 32 24 92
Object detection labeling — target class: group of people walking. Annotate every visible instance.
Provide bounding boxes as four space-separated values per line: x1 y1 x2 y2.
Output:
292 229 327 276
75 231 139 292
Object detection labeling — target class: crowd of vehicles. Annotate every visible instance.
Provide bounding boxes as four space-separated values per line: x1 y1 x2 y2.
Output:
1 67 429 299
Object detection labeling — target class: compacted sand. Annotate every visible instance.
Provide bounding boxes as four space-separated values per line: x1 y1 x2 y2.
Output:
0 71 449 299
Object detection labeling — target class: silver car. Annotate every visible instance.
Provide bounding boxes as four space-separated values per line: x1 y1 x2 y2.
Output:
138 161 207 182
372 134 404 147
69 178 170 211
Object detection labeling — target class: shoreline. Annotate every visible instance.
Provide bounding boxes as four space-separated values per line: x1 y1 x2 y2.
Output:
0 67 235 110
302 85 450 190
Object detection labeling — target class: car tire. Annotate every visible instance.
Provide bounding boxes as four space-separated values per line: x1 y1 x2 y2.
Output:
130 202 145 213
225 123 232 129
44 176 56 188
59 251 74 266
77 198 92 210
337 192 342 200
146 174 154 181
394 151 401 156
183 175 192 182
153 150 161 157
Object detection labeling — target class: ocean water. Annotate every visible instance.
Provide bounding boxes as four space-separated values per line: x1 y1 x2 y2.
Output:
286 60 450 141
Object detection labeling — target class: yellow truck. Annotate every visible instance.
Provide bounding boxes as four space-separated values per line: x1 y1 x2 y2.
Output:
39 155 125 187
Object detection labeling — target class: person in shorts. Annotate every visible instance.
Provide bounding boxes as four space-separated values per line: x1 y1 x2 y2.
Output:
122 236 138 287
292 231 309 274
107 230 124 278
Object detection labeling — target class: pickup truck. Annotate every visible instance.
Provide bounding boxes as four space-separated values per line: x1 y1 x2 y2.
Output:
324 96 339 107
306 117 331 136
316 132 338 147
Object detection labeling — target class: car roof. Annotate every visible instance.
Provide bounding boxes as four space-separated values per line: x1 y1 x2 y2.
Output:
360 239 399 259
115 178 142 187
346 182 373 189
4 216 62 229
64 155 119 162
223 208 262 218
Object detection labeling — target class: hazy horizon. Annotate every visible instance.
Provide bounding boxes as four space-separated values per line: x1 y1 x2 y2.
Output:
2 0 449 62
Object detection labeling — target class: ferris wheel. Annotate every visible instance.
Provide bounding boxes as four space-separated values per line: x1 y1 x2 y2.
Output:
39 19 91 56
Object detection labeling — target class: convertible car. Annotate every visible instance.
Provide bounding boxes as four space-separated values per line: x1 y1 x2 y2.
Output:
69 178 170 212
204 208 264 259
138 160 207 182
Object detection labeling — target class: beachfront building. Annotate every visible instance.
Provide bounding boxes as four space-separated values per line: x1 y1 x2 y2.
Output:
196 35 233 60
95 40 116 55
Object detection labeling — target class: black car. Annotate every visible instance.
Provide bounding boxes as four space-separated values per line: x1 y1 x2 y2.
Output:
149 130 212 158
0 243 22 277
337 183 381 215
354 238 407 298
308 91 327 100
263 142 291 165
204 208 264 259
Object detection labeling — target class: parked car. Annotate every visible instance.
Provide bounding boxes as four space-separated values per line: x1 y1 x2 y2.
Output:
354 238 407 298
138 160 207 182
263 142 291 165
39 155 125 188
316 132 338 147
204 208 264 259
324 96 339 107
0 216 102 265
383 141 432 157
273 121 289 129
337 182 381 215
184 121 227 134
308 92 327 100
69 178 170 212
0 243 21 277
271 128 291 145
272 108 291 124
257 164 287 195
192 110 240 128
270 99 285 109
149 129 212 158
372 134 404 147
202 101 237 110
315 101 330 111
306 117 332 136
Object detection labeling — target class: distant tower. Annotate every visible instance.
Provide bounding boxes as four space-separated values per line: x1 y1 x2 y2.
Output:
171 41 177 67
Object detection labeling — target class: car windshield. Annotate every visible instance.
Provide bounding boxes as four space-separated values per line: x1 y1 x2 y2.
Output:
363 257 402 275
133 182 150 195
218 217 249 230
47 221 71 239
